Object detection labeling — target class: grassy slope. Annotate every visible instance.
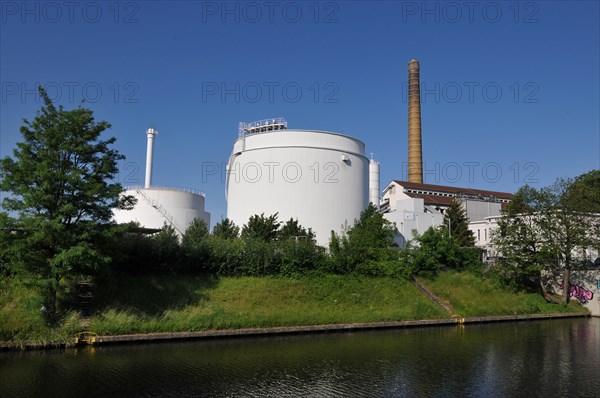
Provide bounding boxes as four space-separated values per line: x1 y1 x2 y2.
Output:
89 275 445 335
420 271 584 317
0 280 82 344
0 272 586 343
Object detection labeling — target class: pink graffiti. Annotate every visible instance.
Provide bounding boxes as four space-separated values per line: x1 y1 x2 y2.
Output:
561 282 594 304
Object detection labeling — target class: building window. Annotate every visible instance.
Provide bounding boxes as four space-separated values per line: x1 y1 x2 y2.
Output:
484 229 487 240
477 230 481 241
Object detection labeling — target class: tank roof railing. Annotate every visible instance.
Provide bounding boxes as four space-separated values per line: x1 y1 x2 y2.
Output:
125 185 206 197
239 118 287 137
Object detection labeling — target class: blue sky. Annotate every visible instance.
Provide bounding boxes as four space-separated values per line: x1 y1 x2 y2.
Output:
1 0 599 224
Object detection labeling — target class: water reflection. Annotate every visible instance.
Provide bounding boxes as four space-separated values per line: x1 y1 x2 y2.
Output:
1 318 598 397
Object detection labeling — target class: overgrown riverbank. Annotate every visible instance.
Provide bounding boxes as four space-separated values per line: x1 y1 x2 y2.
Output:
0 272 585 346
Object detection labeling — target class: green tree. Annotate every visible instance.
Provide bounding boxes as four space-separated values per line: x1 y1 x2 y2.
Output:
492 173 600 304
409 227 461 276
212 218 239 240
152 224 181 272
441 199 475 247
241 213 280 242
565 170 600 213
328 204 398 273
181 218 210 273
0 87 133 317
491 185 552 293
538 177 597 304
182 218 209 247
278 218 315 242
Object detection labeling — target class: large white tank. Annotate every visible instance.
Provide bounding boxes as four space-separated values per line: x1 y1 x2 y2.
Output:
113 187 210 235
226 120 369 246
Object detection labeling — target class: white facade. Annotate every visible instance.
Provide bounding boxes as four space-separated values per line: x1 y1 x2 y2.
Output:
383 198 444 247
113 187 210 236
468 217 499 258
226 129 369 246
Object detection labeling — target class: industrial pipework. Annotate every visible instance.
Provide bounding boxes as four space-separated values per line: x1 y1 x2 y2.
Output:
145 128 158 188
408 59 423 184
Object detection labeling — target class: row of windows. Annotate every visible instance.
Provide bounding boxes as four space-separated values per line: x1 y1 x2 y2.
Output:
406 189 454 197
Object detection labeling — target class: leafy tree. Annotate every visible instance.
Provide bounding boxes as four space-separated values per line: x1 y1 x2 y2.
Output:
537 177 597 304
0 87 133 317
182 218 209 247
181 218 210 273
565 170 600 213
328 204 398 273
241 213 280 242
491 186 552 293
212 218 239 240
203 235 244 275
441 199 475 247
409 227 461 276
110 222 155 275
492 173 600 304
278 218 315 242
152 224 181 272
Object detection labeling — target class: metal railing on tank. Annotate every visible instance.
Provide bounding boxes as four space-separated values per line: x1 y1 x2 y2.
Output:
125 185 205 197
238 118 287 137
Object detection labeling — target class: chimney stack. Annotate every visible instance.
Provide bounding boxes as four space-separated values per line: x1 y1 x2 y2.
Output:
407 59 423 184
145 128 158 188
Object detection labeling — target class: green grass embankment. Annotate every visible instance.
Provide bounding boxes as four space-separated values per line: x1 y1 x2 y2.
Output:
420 271 583 317
89 275 445 335
0 272 587 345
0 280 82 344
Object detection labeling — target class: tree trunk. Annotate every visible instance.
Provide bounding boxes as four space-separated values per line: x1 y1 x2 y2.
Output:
561 268 570 305
46 287 57 315
539 277 560 303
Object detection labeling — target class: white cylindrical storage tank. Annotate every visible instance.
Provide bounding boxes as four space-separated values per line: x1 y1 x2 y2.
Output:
226 129 369 246
113 187 210 236
369 159 380 207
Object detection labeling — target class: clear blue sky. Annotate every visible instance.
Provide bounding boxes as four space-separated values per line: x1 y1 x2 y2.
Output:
1 1 599 224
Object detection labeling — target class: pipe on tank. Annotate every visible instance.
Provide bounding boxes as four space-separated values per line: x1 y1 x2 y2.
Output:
369 159 380 207
145 128 158 188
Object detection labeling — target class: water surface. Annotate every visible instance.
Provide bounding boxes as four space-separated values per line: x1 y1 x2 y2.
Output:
1 318 598 397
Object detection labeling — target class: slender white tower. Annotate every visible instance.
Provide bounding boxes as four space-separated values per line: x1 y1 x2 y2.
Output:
145 128 158 188
369 156 380 207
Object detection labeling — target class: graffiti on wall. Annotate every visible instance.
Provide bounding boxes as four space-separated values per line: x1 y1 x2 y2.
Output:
561 282 594 304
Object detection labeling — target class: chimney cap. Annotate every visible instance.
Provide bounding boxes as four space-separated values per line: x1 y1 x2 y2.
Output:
408 59 420 66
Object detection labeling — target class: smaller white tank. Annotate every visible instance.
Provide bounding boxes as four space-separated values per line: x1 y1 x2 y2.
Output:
369 159 380 207
113 128 211 235
113 187 210 235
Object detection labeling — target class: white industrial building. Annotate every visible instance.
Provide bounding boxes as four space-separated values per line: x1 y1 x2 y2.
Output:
113 128 211 236
226 118 370 246
380 180 512 247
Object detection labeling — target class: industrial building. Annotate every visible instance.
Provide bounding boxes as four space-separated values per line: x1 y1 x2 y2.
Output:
226 119 370 246
112 128 211 236
379 59 512 246
381 180 512 247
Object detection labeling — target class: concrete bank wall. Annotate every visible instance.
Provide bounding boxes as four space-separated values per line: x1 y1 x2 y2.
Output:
0 312 589 351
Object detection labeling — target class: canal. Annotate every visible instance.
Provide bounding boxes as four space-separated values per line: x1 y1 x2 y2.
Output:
1 318 598 397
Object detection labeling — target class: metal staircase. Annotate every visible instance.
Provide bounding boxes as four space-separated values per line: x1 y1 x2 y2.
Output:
135 189 184 235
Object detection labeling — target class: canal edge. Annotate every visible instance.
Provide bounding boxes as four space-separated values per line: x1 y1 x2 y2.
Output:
0 312 591 351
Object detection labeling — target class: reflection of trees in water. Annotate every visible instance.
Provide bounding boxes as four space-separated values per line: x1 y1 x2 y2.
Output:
1 319 599 397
